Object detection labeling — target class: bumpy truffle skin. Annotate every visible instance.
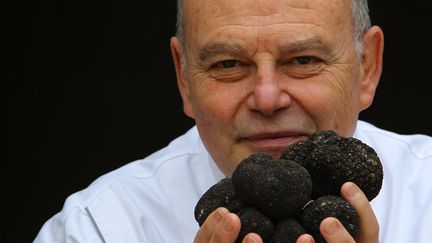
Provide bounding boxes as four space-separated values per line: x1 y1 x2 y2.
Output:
194 178 242 226
309 130 339 145
300 196 359 243
236 207 274 243
232 153 312 220
269 218 306 243
280 140 316 168
306 131 383 200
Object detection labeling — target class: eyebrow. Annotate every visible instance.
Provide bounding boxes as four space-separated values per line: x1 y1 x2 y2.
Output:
278 36 331 55
197 36 331 62
198 42 247 62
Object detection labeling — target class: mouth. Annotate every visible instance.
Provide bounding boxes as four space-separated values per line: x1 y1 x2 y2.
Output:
242 132 308 153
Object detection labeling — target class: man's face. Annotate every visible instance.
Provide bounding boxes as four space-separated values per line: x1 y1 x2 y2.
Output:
173 0 378 175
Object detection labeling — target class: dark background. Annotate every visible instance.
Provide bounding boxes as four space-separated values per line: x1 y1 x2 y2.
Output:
7 1 431 242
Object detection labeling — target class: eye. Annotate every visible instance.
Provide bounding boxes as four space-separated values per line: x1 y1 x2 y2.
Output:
293 56 315 65
207 59 250 82
215 60 239 69
281 55 324 79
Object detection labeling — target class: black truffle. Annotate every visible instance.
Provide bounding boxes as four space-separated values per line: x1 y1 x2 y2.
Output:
306 131 383 200
194 130 383 242
232 153 312 220
280 130 383 201
269 218 306 243
194 178 242 226
300 196 359 243
236 207 274 243
309 130 339 144
280 140 316 168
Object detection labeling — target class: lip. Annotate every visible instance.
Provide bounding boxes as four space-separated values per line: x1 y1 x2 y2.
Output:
242 132 308 150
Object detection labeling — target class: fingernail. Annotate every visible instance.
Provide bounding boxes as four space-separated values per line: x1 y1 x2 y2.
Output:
223 215 233 232
325 220 341 235
346 183 360 198
246 237 258 243
214 209 223 223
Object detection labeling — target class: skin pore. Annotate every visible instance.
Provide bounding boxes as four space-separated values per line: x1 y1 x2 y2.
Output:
171 0 383 176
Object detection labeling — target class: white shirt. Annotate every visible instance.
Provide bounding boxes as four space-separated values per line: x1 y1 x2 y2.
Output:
34 121 432 243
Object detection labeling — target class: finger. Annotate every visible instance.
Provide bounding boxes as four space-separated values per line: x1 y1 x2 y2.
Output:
296 233 315 243
242 232 263 243
195 207 227 242
213 212 241 242
341 182 379 243
194 207 241 243
320 217 355 243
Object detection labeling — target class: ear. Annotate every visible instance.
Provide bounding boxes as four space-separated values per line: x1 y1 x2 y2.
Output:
359 26 384 111
170 37 195 119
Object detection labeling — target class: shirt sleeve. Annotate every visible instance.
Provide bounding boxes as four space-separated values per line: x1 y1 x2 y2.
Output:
33 206 104 243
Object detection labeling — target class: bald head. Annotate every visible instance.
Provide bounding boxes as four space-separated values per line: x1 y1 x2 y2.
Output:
175 0 370 56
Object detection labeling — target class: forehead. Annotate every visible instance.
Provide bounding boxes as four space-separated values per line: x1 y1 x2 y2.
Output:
183 0 350 19
182 0 353 47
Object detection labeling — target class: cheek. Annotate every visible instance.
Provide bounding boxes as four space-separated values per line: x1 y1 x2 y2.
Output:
189 80 247 125
188 80 252 175
292 76 360 134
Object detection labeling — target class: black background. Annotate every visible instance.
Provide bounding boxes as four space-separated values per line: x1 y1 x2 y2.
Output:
7 1 431 242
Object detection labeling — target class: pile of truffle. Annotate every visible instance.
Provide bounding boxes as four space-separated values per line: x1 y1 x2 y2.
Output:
194 130 383 243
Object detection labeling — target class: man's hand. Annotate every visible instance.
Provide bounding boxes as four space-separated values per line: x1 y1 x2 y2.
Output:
297 182 380 243
340 182 379 243
194 207 263 243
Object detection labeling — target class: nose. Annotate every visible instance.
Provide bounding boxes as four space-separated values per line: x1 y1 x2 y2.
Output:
247 66 291 116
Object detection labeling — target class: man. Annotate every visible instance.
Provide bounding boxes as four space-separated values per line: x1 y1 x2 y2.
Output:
34 0 432 242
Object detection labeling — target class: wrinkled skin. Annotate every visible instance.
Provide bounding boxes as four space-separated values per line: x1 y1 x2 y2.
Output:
170 0 383 242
